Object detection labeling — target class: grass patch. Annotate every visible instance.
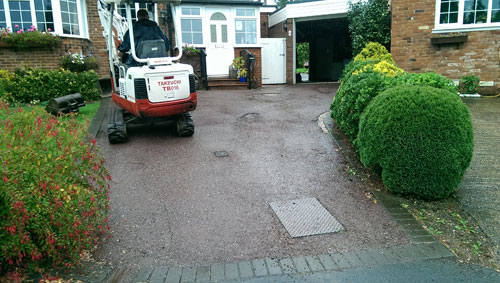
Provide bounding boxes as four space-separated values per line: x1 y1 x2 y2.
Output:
296 68 309 74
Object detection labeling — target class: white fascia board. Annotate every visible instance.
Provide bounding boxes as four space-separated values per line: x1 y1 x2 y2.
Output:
269 7 287 27
286 0 350 20
261 6 277 13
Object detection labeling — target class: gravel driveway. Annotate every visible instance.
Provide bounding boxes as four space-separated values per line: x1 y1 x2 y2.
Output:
95 84 409 270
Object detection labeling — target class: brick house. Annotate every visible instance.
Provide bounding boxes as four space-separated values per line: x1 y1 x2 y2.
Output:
0 0 264 88
391 0 500 94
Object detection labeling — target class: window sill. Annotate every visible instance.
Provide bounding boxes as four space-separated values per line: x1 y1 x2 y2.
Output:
433 25 500 33
58 34 90 41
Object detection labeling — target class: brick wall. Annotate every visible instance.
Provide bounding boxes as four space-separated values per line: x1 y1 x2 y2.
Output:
0 0 110 78
260 12 270 38
391 0 500 94
268 19 294 84
234 47 262 88
0 37 94 72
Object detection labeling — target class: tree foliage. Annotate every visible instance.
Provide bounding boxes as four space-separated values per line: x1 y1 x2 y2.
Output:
348 0 391 56
296 42 309 68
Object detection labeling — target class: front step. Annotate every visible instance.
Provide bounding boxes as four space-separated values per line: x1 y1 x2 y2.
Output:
207 77 248 90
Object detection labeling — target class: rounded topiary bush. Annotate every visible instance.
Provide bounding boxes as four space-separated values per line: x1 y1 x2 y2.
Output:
356 86 473 200
0 103 110 271
331 70 393 141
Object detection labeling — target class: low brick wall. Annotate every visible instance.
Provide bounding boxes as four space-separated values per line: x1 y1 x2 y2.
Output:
234 47 262 88
391 0 500 94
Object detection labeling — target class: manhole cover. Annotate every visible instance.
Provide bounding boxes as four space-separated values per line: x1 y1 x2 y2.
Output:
214 151 229 157
269 198 344 238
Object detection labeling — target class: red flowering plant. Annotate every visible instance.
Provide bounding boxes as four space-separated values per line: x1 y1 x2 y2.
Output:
0 101 110 273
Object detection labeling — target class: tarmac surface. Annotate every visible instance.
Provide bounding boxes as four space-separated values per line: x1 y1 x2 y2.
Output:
94 84 410 277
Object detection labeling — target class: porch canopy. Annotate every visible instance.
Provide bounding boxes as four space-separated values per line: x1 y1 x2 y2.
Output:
268 0 353 26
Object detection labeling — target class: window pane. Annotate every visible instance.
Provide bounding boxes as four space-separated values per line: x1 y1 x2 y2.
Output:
210 24 216 42
440 13 449 24
192 19 202 32
235 20 243 31
20 1 29 10
11 12 21 22
192 32 202 44
245 20 256 32
477 0 489 10
494 0 500 9
182 32 192 44
463 12 474 24
492 10 500 22
191 8 200 15
441 2 449 13
475 11 487 22
210 12 226 21
63 23 71 33
464 0 474 11
181 19 191 31
236 33 244 44
221 24 227 43
450 1 459 12
182 8 190 15
449 12 458 23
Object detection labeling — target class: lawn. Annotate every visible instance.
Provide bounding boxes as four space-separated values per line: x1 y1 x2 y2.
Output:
296 68 309 74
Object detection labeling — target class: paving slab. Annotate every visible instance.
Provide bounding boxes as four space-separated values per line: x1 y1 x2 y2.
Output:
458 98 500 259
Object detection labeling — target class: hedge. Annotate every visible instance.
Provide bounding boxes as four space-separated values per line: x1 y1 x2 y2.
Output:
0 103 110 272
356 86 473 200
0 68 100 104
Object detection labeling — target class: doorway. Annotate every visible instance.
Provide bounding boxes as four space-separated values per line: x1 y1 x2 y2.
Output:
205 9 233 77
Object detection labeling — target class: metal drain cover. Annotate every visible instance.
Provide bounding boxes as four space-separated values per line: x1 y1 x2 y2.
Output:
269 198 344 238
214 151 229 157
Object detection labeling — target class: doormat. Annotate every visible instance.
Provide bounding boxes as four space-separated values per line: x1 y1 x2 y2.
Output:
269 198 344 238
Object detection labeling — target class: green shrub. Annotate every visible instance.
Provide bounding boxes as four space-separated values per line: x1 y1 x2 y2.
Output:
1 27 61 49
356 86 473 200
331 70 393 141
60 53 99 73
340 59 381 83
0 103 110 271
459 75 480 94
394 72 458 94
354 42 394 63
0 68 100 104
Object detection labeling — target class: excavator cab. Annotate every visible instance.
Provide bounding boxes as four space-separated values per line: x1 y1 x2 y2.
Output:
98 0 196 143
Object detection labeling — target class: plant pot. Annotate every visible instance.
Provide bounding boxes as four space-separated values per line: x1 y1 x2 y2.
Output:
229 66 238 79
239 77 247 83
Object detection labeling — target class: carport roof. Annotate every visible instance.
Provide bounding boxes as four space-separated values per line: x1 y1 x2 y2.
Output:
269 0 353 27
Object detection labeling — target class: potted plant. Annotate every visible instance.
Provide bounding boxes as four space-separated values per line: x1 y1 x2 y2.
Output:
458 75 480 96
230 56 245 79
238 68 248 82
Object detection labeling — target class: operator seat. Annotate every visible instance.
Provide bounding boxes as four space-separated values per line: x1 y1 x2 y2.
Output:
136 39 167 59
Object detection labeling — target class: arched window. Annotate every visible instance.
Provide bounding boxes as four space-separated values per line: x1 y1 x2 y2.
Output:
210 12 226 21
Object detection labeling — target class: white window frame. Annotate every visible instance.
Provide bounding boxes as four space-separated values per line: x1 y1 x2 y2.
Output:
1 0 88 38
180 6 203 46
234 7 258 46
434 0 500 33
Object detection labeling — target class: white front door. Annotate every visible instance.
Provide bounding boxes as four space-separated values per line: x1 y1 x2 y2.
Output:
205 9 233 77
261 38 286 84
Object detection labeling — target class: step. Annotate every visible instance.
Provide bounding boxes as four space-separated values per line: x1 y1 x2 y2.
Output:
208 84 249 90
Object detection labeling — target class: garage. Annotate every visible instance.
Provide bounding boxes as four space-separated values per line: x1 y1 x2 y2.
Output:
296 17 352 83
267 0 352 84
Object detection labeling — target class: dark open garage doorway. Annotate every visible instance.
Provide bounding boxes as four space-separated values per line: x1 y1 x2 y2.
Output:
296 17 352 83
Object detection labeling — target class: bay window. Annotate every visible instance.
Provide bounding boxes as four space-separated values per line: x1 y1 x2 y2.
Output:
435 0 500 31
0 0 87 37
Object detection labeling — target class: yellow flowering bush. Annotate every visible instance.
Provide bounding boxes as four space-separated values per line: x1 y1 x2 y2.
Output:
354 42 394 63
